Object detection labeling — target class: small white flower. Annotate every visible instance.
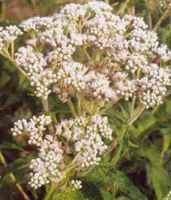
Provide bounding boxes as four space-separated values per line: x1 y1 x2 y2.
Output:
20 16 53 32
0 25 22 50
29 135 63 189
71 179 82 190
11 114 51 146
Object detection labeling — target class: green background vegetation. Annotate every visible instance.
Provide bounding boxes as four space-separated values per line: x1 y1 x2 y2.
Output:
0 0 171 200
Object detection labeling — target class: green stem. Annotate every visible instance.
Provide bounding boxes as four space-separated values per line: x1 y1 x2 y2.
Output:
0 152 31 200
68 99 77 117
0 49 29 79
130 96 136 118
128 104 145 125
117 0 130 15
111 104 145 165
111 127 128 165
147 12 153 29
104 0 109 4
44 161 78 200
42 99 49 113
153 6 171 31
11 42 15 59
82 46 91 61
76 93 82 115
44 183 56 200
0 0 5 21
145 0 153 29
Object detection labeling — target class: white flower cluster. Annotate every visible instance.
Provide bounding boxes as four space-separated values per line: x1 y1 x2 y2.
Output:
0 25 22 51
11 114 51 146
7 0 171 192
0 1 167 108
12 114 112 189
56 115 113 168
55 63 118 102
1 1 171 107
12 115 63 189
10 1 171 108
20 16 53 33
55 62 87 92
71 179 82 190
138 64 171 108
15 46 56 99
29 135 63 189
117 63 171 108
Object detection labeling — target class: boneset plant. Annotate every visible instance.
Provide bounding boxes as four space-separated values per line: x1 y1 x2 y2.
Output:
0 1 171 199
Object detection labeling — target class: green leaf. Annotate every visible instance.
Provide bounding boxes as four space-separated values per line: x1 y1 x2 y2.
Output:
116 197 130 200
0 155 34 187
83 164 147 200
0 173 15 188
52 188 86 200
0 71 10 88
138 145 171 200
160 128 171 157
100 189 113 199
136 112 156 136
0 142 25 151
108 171 147 200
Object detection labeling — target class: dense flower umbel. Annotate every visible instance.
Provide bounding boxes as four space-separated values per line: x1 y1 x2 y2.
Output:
29 135 63 189
11 114 51 145
56 115 112 168
15 46 56 99
0 1 170 107
11 114 112 189
0 26 23 50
